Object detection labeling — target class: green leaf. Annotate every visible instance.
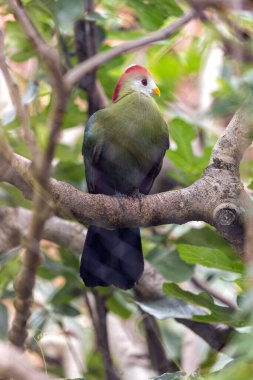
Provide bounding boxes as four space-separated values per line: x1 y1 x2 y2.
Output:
163 283 241 326
164 283 214 310
168 118 196 160
137 297 205 320
29 309 49 332
149 50 183 100
62 100 86 129
146 247 194 282
49 283 81 306
166 118 211 185
248 180 253 190
106 292 133 319
177 244 244 274
206 359 253 380
53 304 80 317
127 0 182 31
0 183 32 208
0 253 21 293
175 226 232 250
5 21 36 62
0 303 9 340
37 254 79 282
59 247 79 269
86 350 105 380
53 0 85 33
150 371 186 380
53 161 84 184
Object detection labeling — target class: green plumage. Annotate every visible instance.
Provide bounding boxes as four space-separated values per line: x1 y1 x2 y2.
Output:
83 91 169 195
81 69 169 289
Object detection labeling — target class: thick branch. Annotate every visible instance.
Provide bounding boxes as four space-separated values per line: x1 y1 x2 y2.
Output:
0 342 55 380
0 151 249 257
0 151 205 226
5 4 251 255
0 206 86 254
1 133 252 255
0 206 233 351
210 107 252 169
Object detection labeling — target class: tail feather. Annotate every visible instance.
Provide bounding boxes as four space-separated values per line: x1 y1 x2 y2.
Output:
80 226 144 290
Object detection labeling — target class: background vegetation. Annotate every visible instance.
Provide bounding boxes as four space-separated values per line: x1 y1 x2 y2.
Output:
1 1 253 379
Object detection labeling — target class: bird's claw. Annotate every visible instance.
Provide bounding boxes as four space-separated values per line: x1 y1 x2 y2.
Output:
131 189 145 211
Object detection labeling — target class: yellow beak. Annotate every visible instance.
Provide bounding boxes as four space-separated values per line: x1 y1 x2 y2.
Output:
153 87 160 96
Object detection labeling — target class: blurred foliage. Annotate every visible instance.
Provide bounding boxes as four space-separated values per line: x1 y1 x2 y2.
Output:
1 0 253 379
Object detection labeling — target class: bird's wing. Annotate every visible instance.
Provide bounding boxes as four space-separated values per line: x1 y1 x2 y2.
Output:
139 120 170 194
82 112 105 193
139 153 164 194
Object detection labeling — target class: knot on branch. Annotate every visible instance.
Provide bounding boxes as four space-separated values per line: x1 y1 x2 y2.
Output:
213 203 241 226
8 324 28 348
211 157 237 172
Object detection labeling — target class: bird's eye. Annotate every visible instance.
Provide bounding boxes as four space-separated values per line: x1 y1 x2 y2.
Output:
141 78 148 86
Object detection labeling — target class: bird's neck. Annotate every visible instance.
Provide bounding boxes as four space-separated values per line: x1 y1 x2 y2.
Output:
114 88 133 102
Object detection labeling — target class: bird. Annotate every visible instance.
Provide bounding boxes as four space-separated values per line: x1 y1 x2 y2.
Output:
80 64 169 290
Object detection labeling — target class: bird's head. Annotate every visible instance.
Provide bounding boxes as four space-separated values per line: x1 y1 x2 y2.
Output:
112 64 160 103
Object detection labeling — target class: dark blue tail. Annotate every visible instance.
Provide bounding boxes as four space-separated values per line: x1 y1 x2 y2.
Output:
80 226 144 290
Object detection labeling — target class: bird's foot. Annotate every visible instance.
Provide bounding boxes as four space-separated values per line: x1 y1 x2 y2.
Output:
114 191 128 212
131 189 145 211
114 190 145 212
115 191 126 198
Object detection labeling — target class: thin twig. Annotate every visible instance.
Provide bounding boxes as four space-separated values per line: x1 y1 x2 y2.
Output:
219 12 251 42
65 9 198 89
74 0 107 114
140 312 179 372
191 276 238 310
93 291 121 380
84 293 97 330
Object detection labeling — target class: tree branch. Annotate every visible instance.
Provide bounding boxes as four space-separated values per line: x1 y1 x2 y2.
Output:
1 103 252 255
0 109 251 350
191 276 238 310
5 4 251 256
2 0 243 371
139 313 179 373
210 106 252 169
93 291 121 380
8 0 63 84
64 9 198 89
0 342 55 380
0 205 233 351
6 0 69 350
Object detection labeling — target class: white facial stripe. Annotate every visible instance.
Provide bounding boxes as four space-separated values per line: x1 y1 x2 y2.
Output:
131 77 158 96
149 79 157 90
